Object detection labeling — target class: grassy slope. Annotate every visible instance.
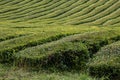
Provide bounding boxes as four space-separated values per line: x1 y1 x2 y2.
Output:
0 0 120 80
0 25 119 80
0 0 120 25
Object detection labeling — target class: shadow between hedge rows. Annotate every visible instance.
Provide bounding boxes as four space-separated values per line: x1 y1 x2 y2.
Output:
10 30 120 70
0 33 78 63
0 30 120 72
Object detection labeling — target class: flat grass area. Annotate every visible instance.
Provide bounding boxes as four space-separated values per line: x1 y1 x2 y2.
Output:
0 64 100 80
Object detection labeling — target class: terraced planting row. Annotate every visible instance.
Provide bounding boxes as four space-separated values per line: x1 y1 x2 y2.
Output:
0 26 103 62
88 41 120 79
0 25 120 80
0 26 119 66
13 30 120 68
0 0 120 26
0 0 120 80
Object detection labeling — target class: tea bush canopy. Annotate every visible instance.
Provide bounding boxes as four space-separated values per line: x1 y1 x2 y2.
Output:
0 0 120 80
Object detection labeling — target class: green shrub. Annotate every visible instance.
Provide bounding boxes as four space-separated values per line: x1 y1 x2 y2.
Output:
88 41 120 80
15 42 89 70
14 30 120 70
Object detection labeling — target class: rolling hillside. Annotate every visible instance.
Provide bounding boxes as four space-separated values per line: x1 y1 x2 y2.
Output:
0 0 120 80
0 0 120 25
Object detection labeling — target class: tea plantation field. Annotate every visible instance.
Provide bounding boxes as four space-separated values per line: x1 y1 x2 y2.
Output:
0 0 120 80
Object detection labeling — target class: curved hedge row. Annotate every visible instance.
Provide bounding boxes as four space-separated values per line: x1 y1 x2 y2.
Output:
88 41 120 80
12 30 120 70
